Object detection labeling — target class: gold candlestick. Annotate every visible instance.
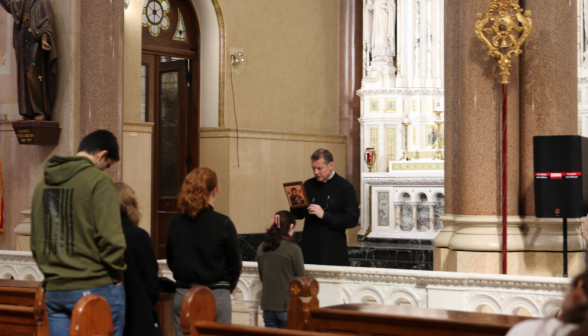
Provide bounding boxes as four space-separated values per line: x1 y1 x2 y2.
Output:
432 109 444 160
399 115 411 161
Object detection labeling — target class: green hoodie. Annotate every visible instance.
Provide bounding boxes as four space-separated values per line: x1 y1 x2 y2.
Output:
31 155 127 291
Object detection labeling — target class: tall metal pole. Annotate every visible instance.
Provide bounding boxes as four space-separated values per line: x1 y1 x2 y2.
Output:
563 217 568 278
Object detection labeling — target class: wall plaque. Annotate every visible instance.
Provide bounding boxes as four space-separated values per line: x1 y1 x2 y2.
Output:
12 121 60 146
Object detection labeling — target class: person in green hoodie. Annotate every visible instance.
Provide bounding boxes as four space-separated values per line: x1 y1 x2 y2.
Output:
30 130 127 336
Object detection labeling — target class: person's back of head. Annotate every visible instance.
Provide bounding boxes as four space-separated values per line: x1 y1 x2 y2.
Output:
560 270 588 336
178 167 218 219
115 182 141 226
262 211 296 252
77 130 120 170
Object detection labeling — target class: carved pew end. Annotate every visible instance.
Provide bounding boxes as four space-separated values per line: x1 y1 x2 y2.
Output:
180 286 218 335
69 295 113 336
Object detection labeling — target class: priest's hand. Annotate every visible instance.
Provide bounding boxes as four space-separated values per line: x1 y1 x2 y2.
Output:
308 204 324 219
42 39 51 51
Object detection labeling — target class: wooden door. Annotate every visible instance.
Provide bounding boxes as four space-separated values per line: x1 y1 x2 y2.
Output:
153 60 189 258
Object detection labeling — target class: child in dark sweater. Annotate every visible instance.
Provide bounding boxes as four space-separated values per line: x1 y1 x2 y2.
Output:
256 211 305 329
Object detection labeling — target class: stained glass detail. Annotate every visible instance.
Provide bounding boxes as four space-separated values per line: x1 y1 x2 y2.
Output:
173 8 187 42
159 72 179 197
142 0 171 37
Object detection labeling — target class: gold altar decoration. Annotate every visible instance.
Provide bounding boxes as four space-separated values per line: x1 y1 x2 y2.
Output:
474 0 533 85
399 115 411 161
364 148 377 173
432 109 444 160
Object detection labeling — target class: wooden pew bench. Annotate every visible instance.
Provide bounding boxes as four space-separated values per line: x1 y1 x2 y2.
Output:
287 277 532 336
0 280 47 336
180 286 340 336
0 280 175 336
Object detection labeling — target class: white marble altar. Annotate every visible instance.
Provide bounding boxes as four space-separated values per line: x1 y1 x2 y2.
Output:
358 0 445 240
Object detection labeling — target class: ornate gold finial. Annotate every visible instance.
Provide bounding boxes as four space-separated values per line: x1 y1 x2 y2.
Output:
475 0 533 85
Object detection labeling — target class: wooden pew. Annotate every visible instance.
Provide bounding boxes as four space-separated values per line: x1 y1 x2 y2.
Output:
287 277 532 336
0 279 47 336
0 280 175 336
69 294 114 336
180 286 340 336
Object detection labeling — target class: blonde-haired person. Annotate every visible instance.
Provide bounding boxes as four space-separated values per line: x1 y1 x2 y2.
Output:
115 182 161 336
166 167 242 335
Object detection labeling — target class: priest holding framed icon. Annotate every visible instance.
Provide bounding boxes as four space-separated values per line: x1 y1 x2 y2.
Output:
289 149 359 266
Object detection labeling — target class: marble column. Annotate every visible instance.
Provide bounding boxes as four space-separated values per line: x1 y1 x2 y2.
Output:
395 0 405 88
425 0 434 87
519 0 578 217
413 0 422 87
437 0 522 252
435 0 586 276
80 0 125 181
339 0 363 197
519 0 581 252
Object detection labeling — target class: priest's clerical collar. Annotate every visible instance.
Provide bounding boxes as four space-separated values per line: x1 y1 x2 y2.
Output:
323 170 336 183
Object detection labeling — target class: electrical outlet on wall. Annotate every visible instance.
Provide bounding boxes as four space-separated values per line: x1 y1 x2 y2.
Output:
229 47 247 74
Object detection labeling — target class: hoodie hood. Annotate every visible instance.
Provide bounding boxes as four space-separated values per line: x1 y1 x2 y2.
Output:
44 155 94 185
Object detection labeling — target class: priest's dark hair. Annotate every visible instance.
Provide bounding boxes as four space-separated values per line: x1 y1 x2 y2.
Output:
178 167 218 218
262 210 296 252
311 148 333 164
77 129 120 161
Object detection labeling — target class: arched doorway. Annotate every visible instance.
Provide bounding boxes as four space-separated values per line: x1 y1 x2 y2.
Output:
141 0 200 258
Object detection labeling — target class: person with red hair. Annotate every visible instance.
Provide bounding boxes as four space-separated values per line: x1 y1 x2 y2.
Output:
166 168 242 335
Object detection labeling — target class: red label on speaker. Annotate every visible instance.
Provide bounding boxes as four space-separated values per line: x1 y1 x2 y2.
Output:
534 172 582 179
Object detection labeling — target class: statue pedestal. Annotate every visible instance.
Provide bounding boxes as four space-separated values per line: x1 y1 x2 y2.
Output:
12 121 61 146
362 63 397 89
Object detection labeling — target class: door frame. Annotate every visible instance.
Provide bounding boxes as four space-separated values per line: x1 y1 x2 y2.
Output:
141 0 201 259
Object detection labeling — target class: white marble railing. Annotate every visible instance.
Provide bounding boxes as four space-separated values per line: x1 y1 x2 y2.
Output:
0 252 569 325
159 261 570 325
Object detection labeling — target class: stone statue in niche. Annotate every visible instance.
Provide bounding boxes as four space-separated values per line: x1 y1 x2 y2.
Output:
362 0 396 88
0 0 57 121
364 0 396 64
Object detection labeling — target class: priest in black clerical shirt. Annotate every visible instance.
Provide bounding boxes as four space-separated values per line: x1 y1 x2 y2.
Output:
290 148 360 266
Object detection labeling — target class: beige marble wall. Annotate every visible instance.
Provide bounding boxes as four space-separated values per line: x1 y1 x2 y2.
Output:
123 0 143 123
201 128 347 234
217 0 339 134
122 122 154 235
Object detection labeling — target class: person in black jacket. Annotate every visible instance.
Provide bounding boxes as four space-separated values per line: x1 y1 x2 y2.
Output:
290 149 359 266
166 167 242 335
115 182 161 336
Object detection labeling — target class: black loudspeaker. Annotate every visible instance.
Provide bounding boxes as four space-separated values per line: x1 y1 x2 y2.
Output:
533 135 588 218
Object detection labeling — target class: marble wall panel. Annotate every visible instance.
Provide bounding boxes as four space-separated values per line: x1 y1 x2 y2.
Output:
122 123 153 235
201 129 347 235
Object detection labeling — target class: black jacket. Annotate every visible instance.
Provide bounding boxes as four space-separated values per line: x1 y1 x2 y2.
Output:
166 207 242 292
291 173 359 266
121 215 161 336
